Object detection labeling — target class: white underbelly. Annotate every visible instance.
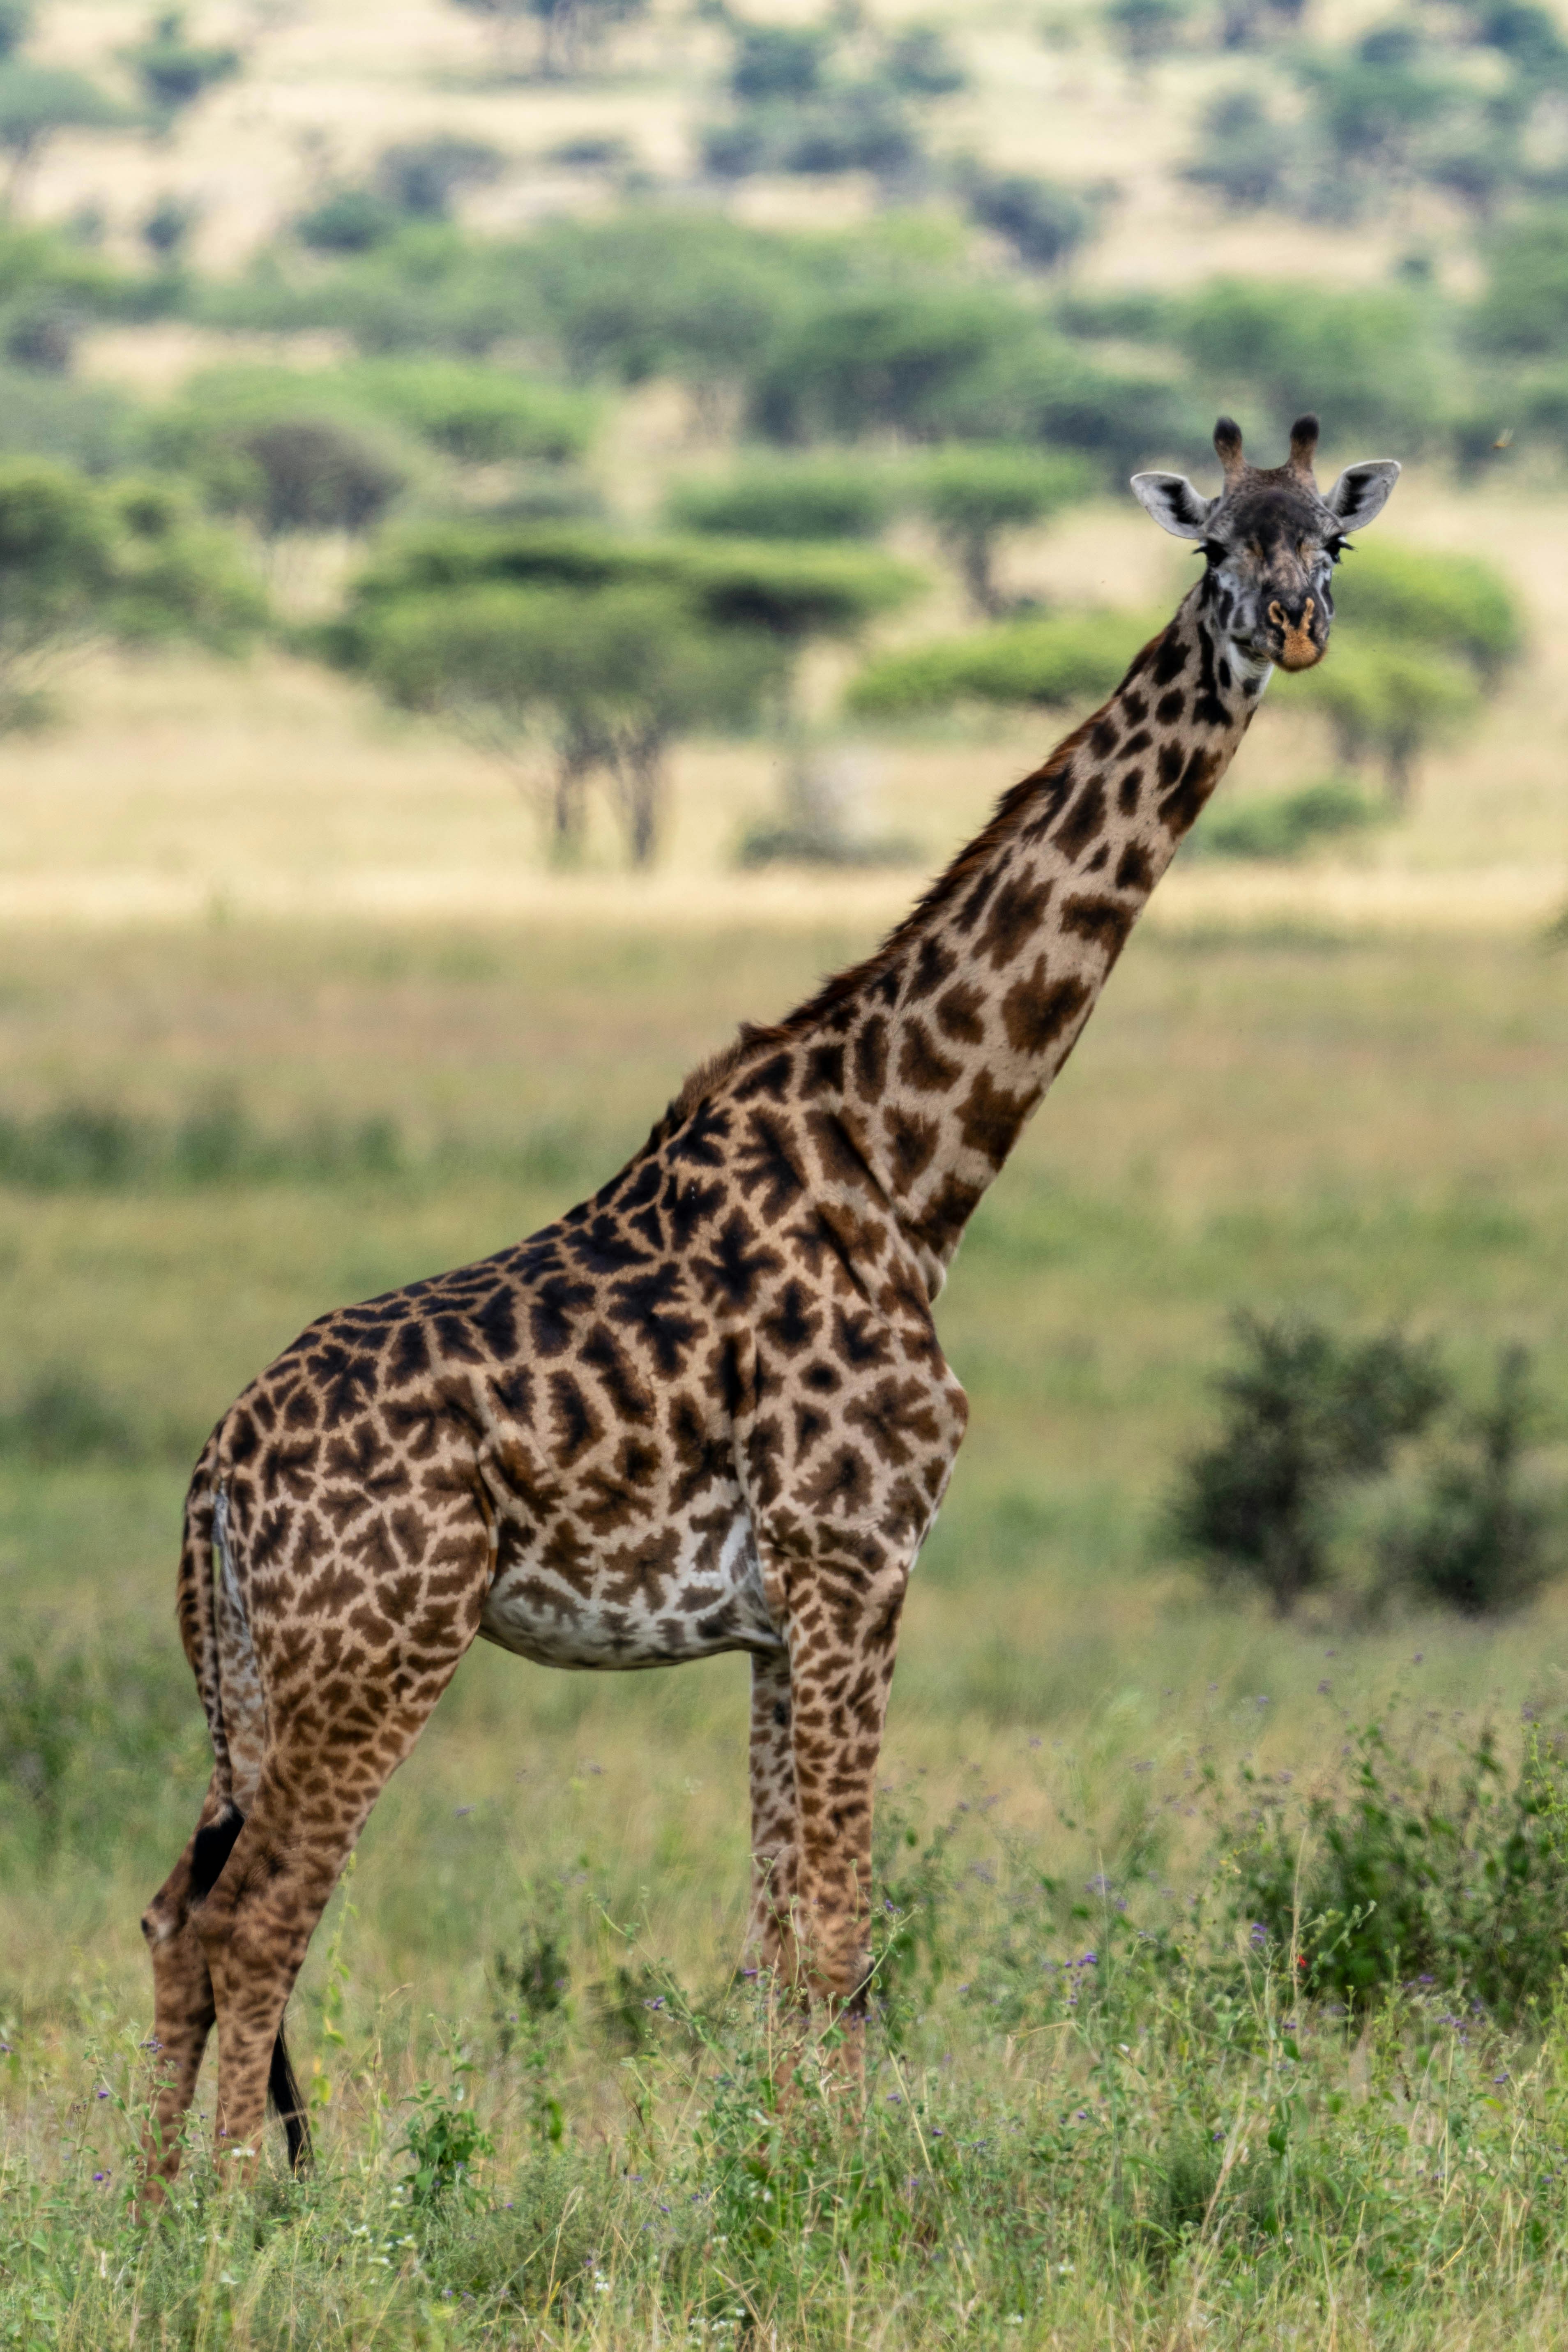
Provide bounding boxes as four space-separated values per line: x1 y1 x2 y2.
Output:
477 1504 784 1672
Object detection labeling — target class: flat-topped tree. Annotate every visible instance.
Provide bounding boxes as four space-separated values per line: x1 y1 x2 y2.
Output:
137 416 1401 2197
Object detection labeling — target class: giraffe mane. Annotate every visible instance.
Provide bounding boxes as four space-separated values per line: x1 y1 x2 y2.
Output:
663 626 1167 1127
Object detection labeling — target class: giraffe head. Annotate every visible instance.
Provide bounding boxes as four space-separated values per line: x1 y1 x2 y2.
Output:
1130 415 1400 674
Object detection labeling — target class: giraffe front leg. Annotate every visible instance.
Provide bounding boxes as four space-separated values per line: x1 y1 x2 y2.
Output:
759 1528 913 2094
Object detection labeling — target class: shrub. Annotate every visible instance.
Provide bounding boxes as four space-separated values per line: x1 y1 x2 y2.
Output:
664 453 896 541
957 164 1097 271
881 25 967 95
1219 1713 1568 2020
527 213 800 414
295 186 402 254
237 415 405 538
343 358 594 465
1182 89 1297 211
1331 537 1524 682
375 135 504 220
1476 214 1568 357
1186 775 1385 860
123 9 240 126
1168 1314 1448 1616
1283 636 1482 808
1107 0 1191 66
0 1368 136 1464
702 83 922 182
847 609 1135 719
728 24 832 101
746 284 1027 443
1171 278 1443 449
1381 1348 1563 1616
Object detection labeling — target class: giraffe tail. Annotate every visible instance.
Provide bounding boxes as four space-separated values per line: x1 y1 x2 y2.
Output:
176 1454 234 1808
175 1455 313 2175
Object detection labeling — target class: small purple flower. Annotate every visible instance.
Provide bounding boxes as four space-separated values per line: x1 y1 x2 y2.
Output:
1082 1951 1097 1966
1250 1923 1269 1949
93 2171 109 2184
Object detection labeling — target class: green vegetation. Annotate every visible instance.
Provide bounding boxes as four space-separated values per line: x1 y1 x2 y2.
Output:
1187 776 1386 861
0 461 262 724
3 913 1568 2345
360 578 781 862
122 8 241 131
847 608 1138 720
664 451 898 542
1170 1318 1566 1619
910 443 1095 615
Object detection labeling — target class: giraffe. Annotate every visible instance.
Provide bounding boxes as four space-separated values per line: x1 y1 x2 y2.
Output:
139 415 1399 2191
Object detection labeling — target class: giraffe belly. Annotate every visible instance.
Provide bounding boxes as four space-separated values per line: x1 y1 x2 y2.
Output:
477 1504 784 1671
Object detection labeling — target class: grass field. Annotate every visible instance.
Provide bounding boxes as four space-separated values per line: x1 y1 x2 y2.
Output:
5 841 1568 2342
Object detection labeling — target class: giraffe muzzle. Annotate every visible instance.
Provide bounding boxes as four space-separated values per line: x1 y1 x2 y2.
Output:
1267 596 1323 671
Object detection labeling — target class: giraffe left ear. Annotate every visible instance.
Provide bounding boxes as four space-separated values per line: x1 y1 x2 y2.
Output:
1325 460 1400 531
1129 471 1216 540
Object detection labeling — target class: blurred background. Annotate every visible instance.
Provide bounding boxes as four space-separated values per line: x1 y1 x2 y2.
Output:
2 0 1568 2222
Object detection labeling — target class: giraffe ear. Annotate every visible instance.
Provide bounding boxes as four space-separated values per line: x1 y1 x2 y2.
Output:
1325 459 1400 531
1130 471 1216 541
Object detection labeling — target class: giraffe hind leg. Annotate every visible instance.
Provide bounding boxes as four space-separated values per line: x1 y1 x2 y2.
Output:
185 1804 313 2174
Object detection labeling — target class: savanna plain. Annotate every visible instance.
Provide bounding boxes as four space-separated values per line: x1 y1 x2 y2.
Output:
4 0 1568 2343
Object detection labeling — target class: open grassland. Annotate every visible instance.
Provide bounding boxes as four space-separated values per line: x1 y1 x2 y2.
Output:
4 888 1568 2346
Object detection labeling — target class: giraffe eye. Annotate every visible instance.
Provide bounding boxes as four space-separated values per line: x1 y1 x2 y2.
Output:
1325 536 1346 565
1200 538 1227 565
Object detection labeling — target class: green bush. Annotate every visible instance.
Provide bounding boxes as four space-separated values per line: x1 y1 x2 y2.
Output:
0 1369 137 1465
1182 88 1299 210
123 8 240 125
295 185 402 254
350 521 923 646
0 1095 403 1189
1168 1315 1448 1616
847 608 1135 719
956 163 1096 271
1282 636 1482 807
664 453 896 541
1186 776 1386 861
1172 278 1444 449
1219 1713 1568 2020
1381 1348 1563 1616
1331 538 1524 681
341 358 595 465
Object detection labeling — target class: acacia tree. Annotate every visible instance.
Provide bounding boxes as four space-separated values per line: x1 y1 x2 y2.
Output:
0 459 264 727
360 580 780 865
911 444 1094 616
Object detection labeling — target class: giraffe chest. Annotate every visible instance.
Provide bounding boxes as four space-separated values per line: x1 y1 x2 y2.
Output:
477 1488 783 1672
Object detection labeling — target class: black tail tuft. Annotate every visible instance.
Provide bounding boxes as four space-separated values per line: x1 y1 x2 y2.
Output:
268 2026 312 2175
189 1802 246 1898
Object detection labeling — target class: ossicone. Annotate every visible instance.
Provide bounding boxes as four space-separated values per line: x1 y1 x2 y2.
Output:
1213 416 1245 480
1288 413 1320 479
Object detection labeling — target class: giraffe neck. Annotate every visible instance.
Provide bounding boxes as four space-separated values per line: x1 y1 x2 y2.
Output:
785 579 1266 1292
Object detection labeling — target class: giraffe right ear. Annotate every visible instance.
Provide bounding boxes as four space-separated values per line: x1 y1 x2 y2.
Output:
1129 471 1217 541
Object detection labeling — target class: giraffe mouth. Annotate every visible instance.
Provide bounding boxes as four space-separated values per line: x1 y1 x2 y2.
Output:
1268 597 1323 671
